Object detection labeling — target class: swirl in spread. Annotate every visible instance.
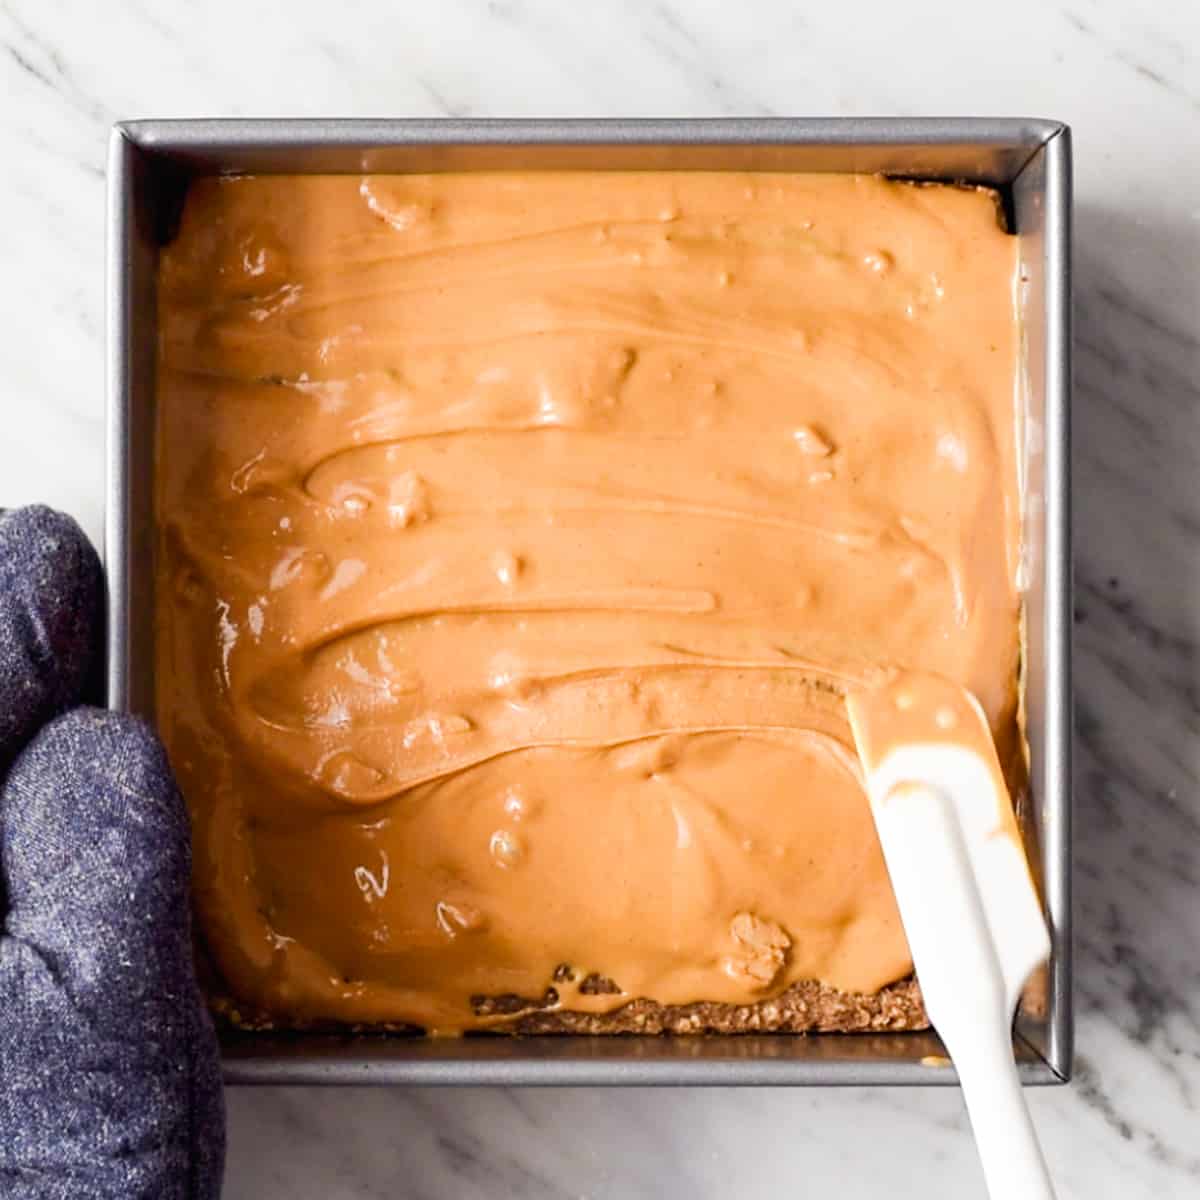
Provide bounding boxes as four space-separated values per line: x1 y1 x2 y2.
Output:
155 172 1020 1033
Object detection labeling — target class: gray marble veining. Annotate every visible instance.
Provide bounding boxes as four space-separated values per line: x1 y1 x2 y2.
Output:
2 0 1198 1195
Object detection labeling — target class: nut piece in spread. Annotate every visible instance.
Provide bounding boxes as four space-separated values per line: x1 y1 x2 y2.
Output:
724 913 792 990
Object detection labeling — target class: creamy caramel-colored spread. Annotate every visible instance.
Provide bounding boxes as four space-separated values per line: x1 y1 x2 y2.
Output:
155 171 1020 1033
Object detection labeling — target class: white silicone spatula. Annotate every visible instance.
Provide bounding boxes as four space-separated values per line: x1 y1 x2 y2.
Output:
846 673 1055 1200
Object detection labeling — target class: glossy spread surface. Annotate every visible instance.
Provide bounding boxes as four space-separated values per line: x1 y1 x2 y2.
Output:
155 172 1020 1032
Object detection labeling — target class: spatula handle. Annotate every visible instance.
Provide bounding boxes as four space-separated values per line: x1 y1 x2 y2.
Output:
870 782 1055 1199
954 1030 1056 1200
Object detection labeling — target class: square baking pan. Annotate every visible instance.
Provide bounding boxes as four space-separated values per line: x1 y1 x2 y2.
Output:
106 118 1072 1086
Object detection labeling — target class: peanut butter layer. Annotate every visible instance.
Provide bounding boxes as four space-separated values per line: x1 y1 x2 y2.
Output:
155 172 1020 1034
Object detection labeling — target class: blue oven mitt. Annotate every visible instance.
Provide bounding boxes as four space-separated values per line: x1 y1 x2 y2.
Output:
0 506 225 1199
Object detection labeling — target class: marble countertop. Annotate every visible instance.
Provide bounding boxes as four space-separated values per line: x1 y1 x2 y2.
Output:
3 0 1198 1196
